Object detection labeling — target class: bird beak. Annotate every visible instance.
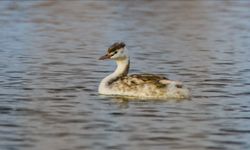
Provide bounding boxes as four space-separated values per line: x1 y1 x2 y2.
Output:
99 54 110 60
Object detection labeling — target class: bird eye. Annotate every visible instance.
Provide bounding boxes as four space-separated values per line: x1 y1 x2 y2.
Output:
113 51 117 55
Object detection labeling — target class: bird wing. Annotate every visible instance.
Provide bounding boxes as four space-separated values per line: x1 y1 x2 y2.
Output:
129 74 168 81
110 74 169 89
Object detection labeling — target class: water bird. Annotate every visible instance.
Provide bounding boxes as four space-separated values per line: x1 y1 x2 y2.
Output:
98 42 191 99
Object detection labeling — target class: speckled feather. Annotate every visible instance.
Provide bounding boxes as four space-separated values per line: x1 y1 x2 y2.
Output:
109 74 171 96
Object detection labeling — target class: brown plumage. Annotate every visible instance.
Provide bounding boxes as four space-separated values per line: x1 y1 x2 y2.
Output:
108 42 125 53
110 74 171 94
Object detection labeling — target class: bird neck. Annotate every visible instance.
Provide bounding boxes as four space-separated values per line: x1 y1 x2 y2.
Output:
101 57 130 86
114 57 130 78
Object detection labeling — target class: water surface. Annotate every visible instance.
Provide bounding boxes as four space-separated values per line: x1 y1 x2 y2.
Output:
1 1 250 150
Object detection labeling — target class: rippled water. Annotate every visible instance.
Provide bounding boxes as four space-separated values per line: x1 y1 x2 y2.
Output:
1 1 250 150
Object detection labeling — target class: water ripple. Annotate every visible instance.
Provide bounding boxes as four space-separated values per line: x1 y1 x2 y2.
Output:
0 1 250 150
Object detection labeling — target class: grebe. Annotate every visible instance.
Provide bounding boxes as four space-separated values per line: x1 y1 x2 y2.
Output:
98 42 191 99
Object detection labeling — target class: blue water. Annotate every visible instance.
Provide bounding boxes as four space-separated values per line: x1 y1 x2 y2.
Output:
0 1 250 150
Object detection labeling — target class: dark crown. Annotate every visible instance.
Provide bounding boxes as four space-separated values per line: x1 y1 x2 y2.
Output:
108 42 126 53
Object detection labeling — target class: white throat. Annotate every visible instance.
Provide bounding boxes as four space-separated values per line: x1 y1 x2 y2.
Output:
98 57 130 94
